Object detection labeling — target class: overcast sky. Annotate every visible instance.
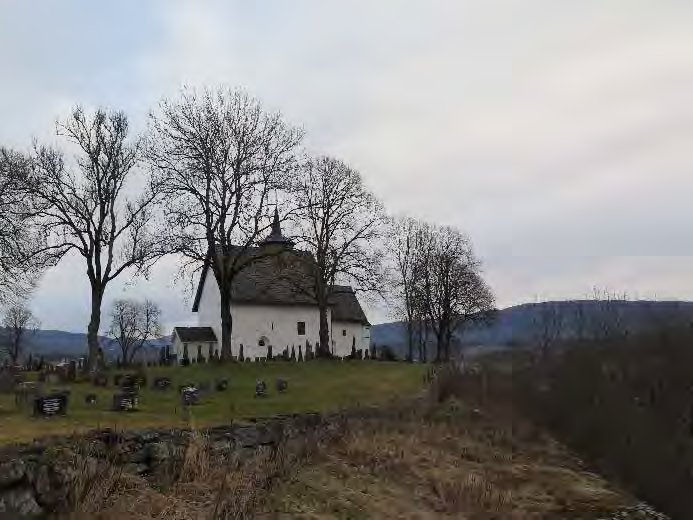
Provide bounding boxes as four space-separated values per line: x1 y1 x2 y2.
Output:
1 1 693 333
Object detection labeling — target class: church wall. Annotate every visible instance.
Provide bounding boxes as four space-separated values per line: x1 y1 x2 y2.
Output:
195 273 331 359
197 270 223 342
229 304 329 359
171 336 218 363
332 322 371 357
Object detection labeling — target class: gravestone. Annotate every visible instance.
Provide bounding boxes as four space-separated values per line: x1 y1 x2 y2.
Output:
153 377 171 390
112 391 139 411
33 393 68 417
255 380 268 398
216 379 229 392
134 373 147 388
67 360 77 382
120 374 136 388
276 378 288 393
92 373 108 387
181 386 200 406
0 371 14 394
15 382 43 408
85 394 97 405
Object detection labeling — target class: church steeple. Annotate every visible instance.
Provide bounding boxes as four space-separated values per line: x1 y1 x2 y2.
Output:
261 208 295 249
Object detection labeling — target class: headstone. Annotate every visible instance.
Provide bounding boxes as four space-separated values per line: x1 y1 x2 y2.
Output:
92 373 108 387
181 386 199 406
112 391 139 412
153 377 171 390
120 374 137 389
134 373 147 388
216 379 229 392
85 394 97 405
67 360 77 382
0 371 14 393
33 393 68 417
255 380 268 398
276 379 288 393
15 381 43 408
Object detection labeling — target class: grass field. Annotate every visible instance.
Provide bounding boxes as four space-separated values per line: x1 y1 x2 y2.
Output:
0 361 426 445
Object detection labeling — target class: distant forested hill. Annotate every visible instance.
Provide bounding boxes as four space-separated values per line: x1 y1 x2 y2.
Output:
0 329 173 361
371 300 693 359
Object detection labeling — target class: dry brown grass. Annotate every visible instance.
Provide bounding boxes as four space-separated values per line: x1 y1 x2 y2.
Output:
261 367 640 519
55 365 644 520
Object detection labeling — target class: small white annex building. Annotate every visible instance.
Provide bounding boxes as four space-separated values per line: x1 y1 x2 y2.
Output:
171 212 371 362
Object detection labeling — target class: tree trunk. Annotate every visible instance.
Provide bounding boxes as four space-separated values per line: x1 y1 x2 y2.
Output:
318 300 330 357
406 319 414 363
422 320 429 363
87 285 105 373
220 288 233 361
9 335 19 366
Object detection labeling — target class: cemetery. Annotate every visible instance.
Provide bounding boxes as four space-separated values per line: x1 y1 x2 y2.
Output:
0 359 425 444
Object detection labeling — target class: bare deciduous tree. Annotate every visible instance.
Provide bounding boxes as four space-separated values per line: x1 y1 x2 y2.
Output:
146 88 303 359
2 304 39 366
388 216 429 362
24 107 168 371
0 148 51 301
289 156 386 356
417 225 495 362
108 299 161 365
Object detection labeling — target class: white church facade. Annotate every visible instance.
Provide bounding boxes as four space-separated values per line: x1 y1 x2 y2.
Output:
171 213 371 362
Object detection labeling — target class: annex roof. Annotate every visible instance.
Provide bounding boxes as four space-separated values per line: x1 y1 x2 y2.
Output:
174 327 218 343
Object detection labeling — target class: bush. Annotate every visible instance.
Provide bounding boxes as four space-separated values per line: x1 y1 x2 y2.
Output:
379 345 398 362
514 327 693 520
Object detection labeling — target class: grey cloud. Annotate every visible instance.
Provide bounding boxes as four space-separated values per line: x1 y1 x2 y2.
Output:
2 1 693 331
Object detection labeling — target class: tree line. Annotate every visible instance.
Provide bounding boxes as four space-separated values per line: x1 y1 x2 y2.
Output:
0 87 494 370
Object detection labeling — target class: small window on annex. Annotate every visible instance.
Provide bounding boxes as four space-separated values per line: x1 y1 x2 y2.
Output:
297 322 306 336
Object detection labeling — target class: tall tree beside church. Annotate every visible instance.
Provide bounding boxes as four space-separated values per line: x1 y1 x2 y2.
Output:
290 156 386 357
388 216 430 362
0 148 52 302
417 225 495 361
146 88 303 359
23 107 168 372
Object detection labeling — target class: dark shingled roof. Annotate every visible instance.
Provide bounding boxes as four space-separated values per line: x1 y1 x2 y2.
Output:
174 327 218 343
226 248 319 306
330 286 370 325
191 223 369 325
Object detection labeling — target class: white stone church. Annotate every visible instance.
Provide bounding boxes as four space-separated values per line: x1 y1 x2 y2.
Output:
171 212 371 362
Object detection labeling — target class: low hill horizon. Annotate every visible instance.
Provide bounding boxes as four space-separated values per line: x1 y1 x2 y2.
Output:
5 299 693 361
371 299 693 359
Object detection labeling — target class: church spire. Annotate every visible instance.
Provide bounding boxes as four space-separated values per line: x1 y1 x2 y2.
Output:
261 207 295 249
271 207 282 236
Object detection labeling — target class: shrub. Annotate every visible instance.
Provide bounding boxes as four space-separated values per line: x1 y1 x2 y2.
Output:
379 345 398 362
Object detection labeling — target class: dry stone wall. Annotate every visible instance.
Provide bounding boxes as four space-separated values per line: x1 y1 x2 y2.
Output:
0 412 335 517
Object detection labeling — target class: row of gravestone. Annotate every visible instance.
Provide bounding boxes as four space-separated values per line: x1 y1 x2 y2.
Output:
29 375 288 419
255 378 288 398
31 390 139 417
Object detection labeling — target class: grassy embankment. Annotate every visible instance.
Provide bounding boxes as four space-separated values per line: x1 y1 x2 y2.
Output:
0 361 426 444
62 366 655 519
